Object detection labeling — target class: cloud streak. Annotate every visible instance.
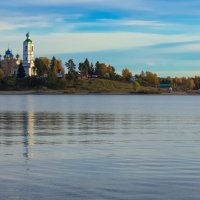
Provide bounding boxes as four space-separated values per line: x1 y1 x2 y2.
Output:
1 0 200 76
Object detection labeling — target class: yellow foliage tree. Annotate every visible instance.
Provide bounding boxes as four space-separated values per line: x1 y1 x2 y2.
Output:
122 68 132 81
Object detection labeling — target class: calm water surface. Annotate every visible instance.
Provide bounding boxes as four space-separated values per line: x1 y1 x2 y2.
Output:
0 95 200 200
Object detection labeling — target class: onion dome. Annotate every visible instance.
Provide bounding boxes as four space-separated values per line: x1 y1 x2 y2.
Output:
24 32 32 43
5 49 11 55
16 53 20 59
4 49 14 58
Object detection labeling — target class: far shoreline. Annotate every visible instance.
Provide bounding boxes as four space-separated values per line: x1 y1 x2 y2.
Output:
0 90 199 96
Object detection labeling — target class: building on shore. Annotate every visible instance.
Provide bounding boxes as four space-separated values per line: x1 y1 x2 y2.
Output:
0 49 20 77
23 33 36 77
0 32 36 77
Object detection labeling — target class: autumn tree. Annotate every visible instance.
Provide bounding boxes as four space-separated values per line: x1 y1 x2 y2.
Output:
107 65 115 79
145 71 159 86
187 78 195 90
193 76 200 89
173 77 183 87
35 57 50 77
94 62 107 77
122 68 132 81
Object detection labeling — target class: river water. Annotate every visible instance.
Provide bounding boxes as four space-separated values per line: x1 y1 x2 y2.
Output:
0 95 200 200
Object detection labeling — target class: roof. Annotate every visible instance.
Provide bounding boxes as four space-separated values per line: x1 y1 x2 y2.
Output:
24 38 32 43
5 49 11 55
5 49 13 57
160 83 171 87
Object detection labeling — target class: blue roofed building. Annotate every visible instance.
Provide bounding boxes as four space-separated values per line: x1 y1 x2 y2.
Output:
0 48 21 77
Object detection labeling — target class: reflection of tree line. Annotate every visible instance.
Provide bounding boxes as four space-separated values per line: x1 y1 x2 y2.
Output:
0 112 158 158
0 112 158 137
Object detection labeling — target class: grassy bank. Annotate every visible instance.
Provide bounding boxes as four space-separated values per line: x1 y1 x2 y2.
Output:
74 79 133 93
1 78 192 95
63 79 161 94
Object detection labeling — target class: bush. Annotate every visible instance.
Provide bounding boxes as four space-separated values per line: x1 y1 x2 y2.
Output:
132 81 140 92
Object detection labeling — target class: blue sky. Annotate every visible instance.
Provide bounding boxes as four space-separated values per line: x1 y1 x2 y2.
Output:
1 0 200 76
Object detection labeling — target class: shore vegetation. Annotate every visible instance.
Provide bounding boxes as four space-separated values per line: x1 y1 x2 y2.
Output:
0 57 200 94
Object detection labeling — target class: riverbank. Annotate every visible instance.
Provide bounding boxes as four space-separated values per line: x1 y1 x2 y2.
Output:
0 79 199 95
0 90 199 95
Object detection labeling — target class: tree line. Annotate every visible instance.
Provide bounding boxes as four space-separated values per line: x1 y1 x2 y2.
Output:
0 56 200 91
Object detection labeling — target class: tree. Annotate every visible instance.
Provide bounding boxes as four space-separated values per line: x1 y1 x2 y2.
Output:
114 73 123 81
187 79 195 90
132 81 141 92
84 58 90 70
47 57 58 83
79 59 89 77
95 62 107 77
141 71 146 78
49 57 65 78
194 76 200 89
17 62 26 78
173 77 183 88
54 59 65 77
0 69 4 81
35 57 50 77
122 68 132 81
88 62 95 76
107 65 115 79
50 56 56 71
95 61 100 75
65 59 77 80
145 71 159 86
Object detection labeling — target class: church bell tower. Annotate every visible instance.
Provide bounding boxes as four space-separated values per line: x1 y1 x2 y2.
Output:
23 33 36 76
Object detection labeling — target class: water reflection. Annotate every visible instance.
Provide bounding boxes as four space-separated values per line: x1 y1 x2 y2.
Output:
23 112 35 159
1 110 199 159
1 95 200 200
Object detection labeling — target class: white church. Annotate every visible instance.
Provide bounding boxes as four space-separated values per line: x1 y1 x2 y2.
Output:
0 32 36 77
23 32 36 76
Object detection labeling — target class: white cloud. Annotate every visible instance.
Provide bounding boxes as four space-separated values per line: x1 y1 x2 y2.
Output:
163 43 200 53
0 13 84 31
0 22 26 30
1 32 200 56
99 19 168 27
32 32 200 54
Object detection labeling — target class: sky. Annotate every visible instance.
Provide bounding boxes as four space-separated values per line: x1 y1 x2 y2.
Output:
1 0 200 76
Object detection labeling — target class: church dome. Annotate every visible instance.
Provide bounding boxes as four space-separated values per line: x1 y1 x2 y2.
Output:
16 53 20 59
4 49 14 58
5 49 11 55
25 38 32 43
24 32 32 43
26 32 30 38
